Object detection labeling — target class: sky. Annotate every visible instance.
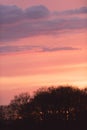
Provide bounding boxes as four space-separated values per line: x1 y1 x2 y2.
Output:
0 0 87 105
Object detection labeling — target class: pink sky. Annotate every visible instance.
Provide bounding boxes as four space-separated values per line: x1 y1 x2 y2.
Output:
0 0 87 105
0 0 87 10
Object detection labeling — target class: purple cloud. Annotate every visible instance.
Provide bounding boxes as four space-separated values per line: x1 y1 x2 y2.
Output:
0 5 50 24
54 6 87 15
0 17 87 42
67 6 87 15
0 45 80 54
25 5 50 19
0 5 87 42
42 47 80 52
0 5 23 24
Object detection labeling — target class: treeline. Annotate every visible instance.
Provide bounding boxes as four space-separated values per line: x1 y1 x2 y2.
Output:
0 86 87 130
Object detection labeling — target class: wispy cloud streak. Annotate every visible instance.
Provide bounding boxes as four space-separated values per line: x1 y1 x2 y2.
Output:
0 45 80 54
54 6 87 15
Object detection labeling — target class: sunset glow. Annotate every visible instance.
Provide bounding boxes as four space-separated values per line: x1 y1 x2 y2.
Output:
0 0 87 105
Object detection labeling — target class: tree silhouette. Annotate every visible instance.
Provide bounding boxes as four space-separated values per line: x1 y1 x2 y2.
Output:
0 86 87 130
30 86 87 121
9 93 30 120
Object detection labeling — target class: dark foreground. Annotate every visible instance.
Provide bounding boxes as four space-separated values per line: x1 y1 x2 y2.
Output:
0 120 87 130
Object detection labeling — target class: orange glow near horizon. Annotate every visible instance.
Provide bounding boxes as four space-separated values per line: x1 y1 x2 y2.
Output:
0 34 87 105
0 48 87 105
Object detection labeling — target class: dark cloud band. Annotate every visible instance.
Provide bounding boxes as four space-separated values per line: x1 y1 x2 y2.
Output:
0 17 87 42
0 5 50 24
0 5 87 42
0 45 80 54
54 6 87 15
